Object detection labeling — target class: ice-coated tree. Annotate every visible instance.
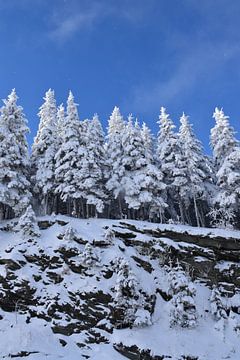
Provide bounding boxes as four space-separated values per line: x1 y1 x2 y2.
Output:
210 108 240 226
16 205 40 239
55 91 84 216
0 89 31 219
141 122 154 161
121 116 167 220
210 108 238 170
168 262 197 328
104 227 115 245
75 114 107 217
105 106 126 216
156 107 182 221
177 113 213 226
81 242 99 267
56 103 65 140
112 258 149 328
31 89 58 215
210 286 227 321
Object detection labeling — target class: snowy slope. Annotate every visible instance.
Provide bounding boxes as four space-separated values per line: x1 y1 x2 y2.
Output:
0 216 240 360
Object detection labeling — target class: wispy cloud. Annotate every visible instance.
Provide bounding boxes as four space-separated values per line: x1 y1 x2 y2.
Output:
130 40 240 112
49 3 104 43
48 0 152 43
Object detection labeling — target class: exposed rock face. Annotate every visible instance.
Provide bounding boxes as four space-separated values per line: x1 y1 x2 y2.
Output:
0 217 239 359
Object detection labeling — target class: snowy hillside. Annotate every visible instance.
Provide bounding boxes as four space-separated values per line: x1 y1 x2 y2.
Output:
0 216 240 359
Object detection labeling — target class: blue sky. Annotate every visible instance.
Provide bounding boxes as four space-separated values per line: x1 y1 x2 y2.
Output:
0 0 240 151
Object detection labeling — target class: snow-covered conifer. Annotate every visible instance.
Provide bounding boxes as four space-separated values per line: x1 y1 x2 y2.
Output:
177 113 213 226
55 91 84 216
210 108 238 170
112 258 150 328
81 242 99 267
0 89 31 219
121 116 166 220
75 114 107 216
31 89 58 214
210 286 227 321
168 262 197 328
210 108 240 225
16 205 40 239
156 107 181 220
106 107 126 216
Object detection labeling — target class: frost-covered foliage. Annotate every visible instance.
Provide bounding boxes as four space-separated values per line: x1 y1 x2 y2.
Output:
75 114 107 215
0 89 31 218
1 87 240 229
177 113 213 226
168 263 197 328
112 258 151 328
121 116 167 220
16 205 40 239
104 227 115 245
55 91 84 214
210 286 227 321
31 89 58 214
106 107 126 213
210 108 240 225
81 242 99 267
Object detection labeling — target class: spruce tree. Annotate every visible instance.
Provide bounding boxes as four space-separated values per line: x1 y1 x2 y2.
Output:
55 91 84 216
16 205 40 239
156 107 181 221
31 89 58 214
177 113 213 226
106 106 126 217
168 262 197 328
75 114 107 217
121 116 166 220
210 108 240 226
0 89 31 219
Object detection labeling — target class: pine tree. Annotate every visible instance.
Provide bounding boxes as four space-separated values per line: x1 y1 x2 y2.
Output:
156 107 181 221
16 205 40 239
210 286 227 321
81 242 99 267
210 108 240 226
121 116 166 220
168 262 197 328
31 89 58 215
55 91 85 216
0 89 31 219
106 107 126 216
210 108 237 170
177 113 213 226
112 258 142 328
75 114 107 217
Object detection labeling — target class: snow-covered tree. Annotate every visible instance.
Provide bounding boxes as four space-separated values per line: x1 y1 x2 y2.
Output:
112 258 150 328
156 107 182 221
104 227 115 245
74 114 107 217
121 116 166 220
106 107 126 216
210 108 240 226
16 205 40 239
31 89 58 214
55 91 85 216
56 103 65 140
81 242 99 267
210 286 227 321
177 113 213 226
0 89 31 219
210 108 238 170
168 262 197 328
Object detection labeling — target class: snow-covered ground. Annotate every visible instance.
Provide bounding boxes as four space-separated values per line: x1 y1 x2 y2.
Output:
0 216 240 359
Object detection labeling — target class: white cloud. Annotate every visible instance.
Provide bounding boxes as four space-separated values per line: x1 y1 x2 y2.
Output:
130 41 240 113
